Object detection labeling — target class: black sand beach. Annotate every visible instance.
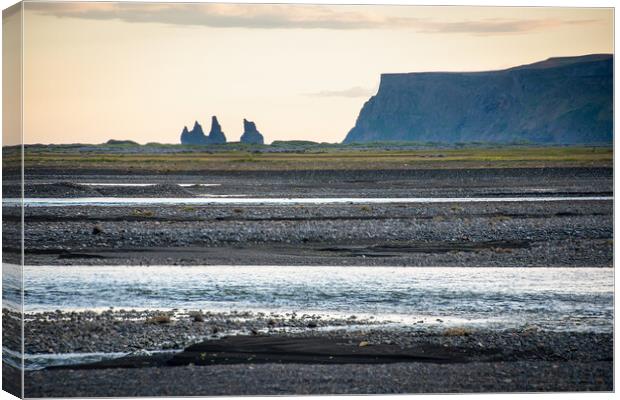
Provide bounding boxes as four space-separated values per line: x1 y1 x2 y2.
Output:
2 166 613 267
2 146 613 396
0 12 614 396
13 309 612 396
26 359 613 397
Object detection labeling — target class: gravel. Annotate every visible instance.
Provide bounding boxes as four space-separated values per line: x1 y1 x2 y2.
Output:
13 308 613 396
9 200 612 267
25 360 612 397
9 308 612 362
5 166 613 396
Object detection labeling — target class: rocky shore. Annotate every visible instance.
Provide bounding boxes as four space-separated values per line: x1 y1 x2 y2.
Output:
2 166 611 266
6 166 613 199
3 160 613 396
17 309 382 355
8 199 613 266
16 308 613 396
16 308 612 360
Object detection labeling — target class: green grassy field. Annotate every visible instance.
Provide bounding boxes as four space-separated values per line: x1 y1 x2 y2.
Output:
11 145 612 171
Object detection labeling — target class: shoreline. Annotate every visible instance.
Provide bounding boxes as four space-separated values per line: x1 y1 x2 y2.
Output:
10 307 613 356
15 308 613 396
3 157 613 395
6 306 613 396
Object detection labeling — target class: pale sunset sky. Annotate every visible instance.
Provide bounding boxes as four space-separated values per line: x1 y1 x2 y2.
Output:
6 2 615 144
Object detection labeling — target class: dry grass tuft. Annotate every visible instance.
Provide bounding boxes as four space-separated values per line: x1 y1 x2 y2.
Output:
490 215 512 224
146 314 172 325
132 209 155 218
442 327 473 337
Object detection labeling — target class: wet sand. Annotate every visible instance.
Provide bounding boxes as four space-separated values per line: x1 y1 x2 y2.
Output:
26 360 613 397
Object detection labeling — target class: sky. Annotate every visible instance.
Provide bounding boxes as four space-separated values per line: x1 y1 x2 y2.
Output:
7 2 615 144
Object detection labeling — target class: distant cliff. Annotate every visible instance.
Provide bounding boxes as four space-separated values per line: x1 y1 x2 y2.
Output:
344 54 613 144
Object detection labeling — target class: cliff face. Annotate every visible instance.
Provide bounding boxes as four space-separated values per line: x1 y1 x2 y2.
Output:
344 54 613 144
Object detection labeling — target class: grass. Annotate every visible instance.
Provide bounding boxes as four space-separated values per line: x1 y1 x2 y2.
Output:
18 145 612 172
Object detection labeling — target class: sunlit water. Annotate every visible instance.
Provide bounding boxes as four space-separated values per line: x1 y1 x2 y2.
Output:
16 265 613 332
80 183 221 187
2 263 21 312
3 265 613 370
3 196 613 207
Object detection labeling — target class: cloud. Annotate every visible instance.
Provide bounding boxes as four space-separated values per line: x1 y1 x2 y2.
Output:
27 3 601 34
306 86 376 98
415 17 599 35
27 3 409 30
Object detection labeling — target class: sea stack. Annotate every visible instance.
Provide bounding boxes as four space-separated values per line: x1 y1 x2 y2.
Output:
180 117 228 145
207 116 227 144
240 119 265 145
180 121 209 145
180 126 190 143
